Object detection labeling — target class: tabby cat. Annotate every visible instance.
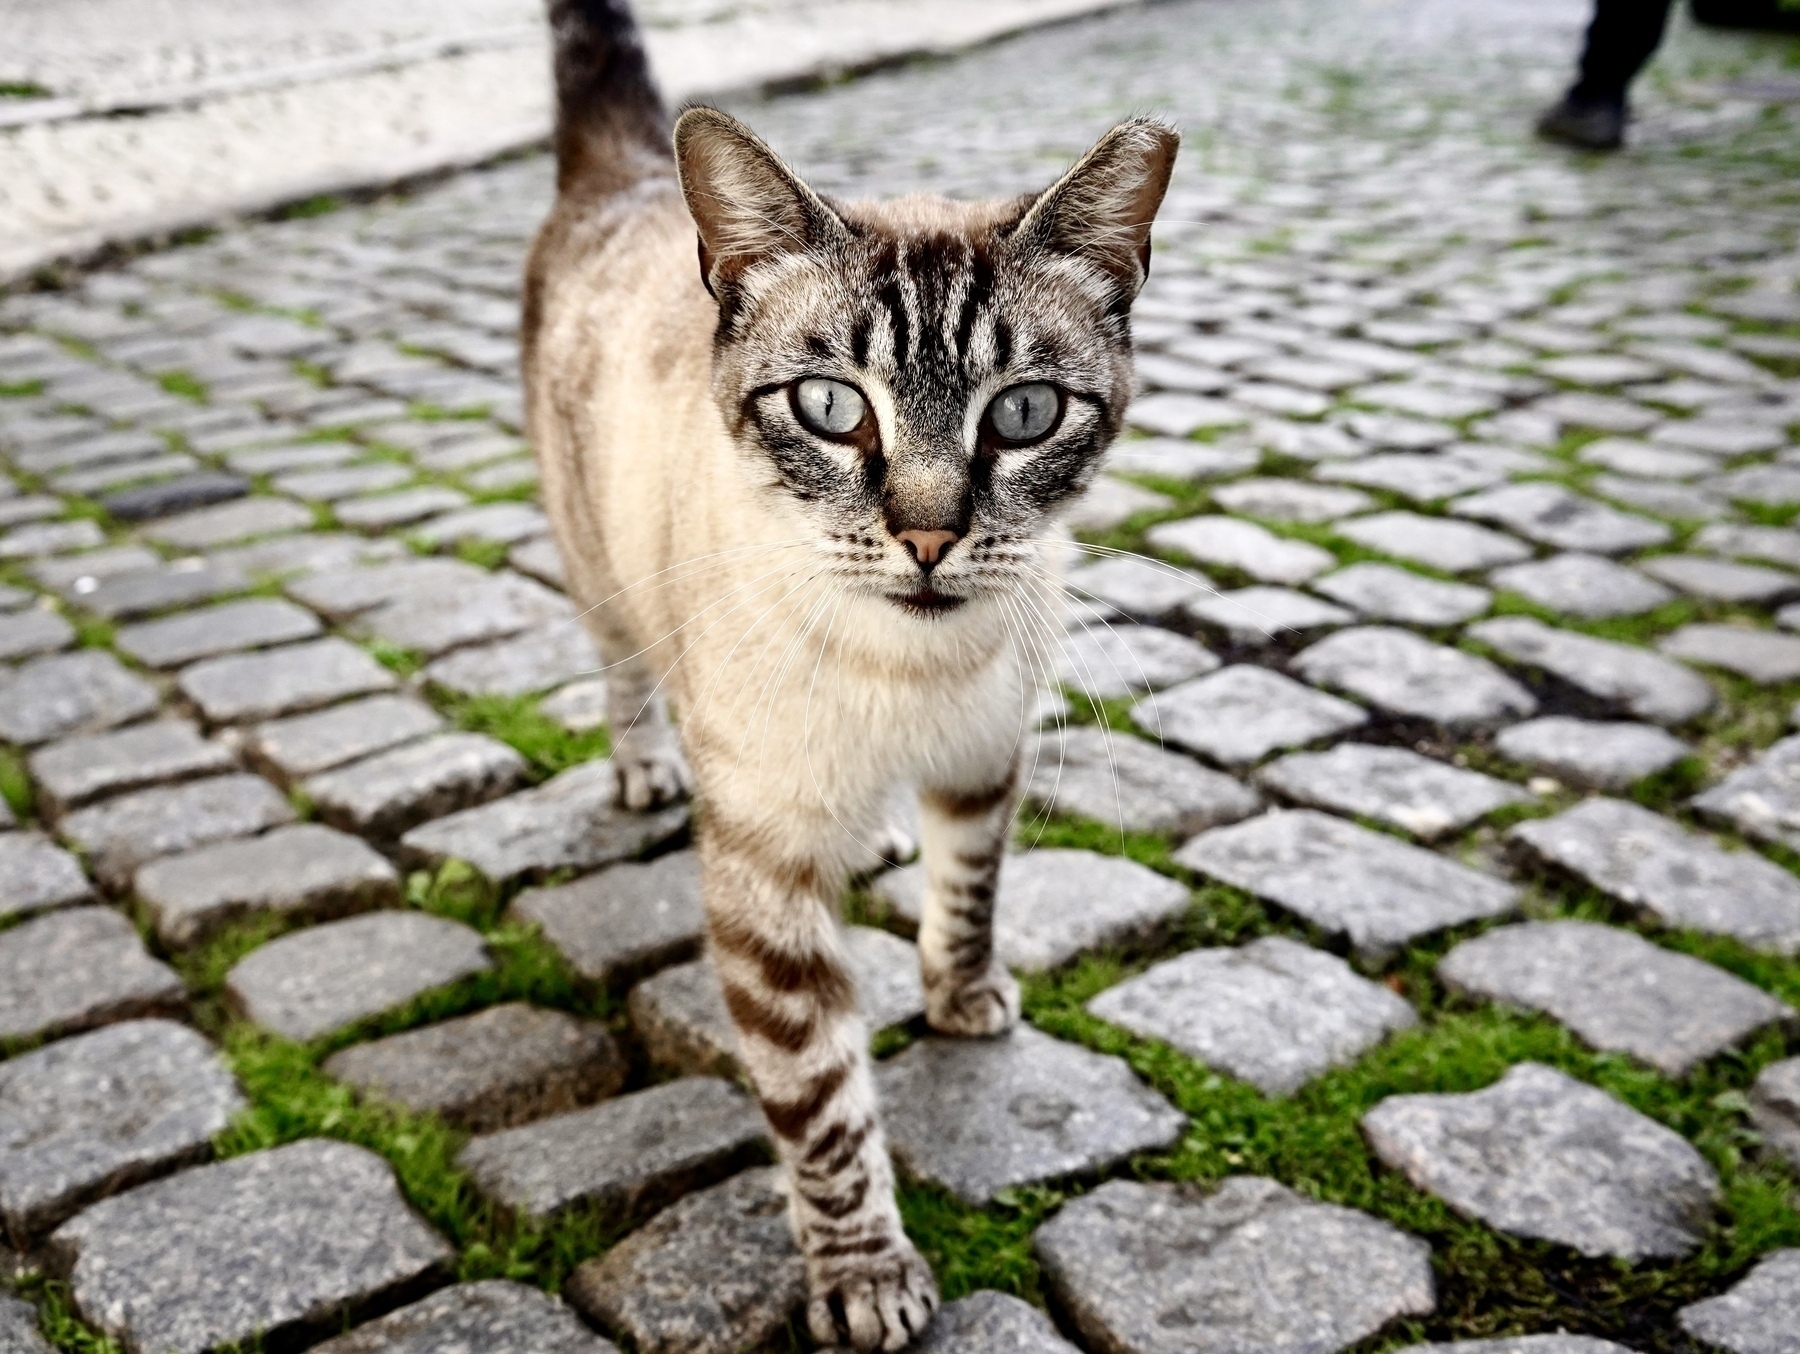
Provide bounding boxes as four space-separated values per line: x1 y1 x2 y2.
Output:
524 1 1176 1346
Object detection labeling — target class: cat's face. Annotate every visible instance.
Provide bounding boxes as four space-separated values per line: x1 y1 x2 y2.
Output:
676 111 1177 621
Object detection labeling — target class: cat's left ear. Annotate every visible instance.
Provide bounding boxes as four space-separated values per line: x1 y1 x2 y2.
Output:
1012 118 1179 295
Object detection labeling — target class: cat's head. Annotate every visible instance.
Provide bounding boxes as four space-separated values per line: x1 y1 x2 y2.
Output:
673 108 1176 622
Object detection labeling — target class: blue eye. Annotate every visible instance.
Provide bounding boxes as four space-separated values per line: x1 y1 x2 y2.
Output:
795 378 867 437
987 383 1060 442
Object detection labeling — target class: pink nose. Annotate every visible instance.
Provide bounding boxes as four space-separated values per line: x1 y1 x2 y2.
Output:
895 529 960 567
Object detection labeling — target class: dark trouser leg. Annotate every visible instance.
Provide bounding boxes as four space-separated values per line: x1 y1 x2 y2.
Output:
1570 0 1679 105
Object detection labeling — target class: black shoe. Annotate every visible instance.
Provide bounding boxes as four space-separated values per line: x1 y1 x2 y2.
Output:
1535 96 1626 150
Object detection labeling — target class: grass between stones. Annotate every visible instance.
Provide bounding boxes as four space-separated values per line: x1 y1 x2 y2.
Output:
433 693 612 779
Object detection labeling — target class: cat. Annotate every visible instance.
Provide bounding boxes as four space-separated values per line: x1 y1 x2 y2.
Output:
523 1 1176 1347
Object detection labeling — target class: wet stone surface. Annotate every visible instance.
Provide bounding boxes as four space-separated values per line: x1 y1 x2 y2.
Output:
308 1281 618 1354
510 851 704 991
565 1167 804 1354
1034 1176 1436 1354
1494 717 1691 791
226 911 491 1042
323 1003 626 1134
1363 1062 1719 1259
0 1019 243 1244
47 1139 453 1354
1439 921 1792 1076
58 772 296 890
876 1024 1186 1204
0 907 185 1043
1131 664 1368 767
874 847 1191 971
1292 625 1536 729
1256 744 1527 840
27 719 234 816
1511 799 1800 954
1088 936 1418 1095
1177 809 1517 954
135 822 400 950
1025 725 1263 839
457 1077 766 1224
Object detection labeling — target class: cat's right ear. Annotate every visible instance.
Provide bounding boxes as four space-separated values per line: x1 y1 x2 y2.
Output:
673 108 846 298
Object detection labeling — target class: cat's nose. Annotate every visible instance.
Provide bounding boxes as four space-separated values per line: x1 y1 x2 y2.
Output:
895 528 960 569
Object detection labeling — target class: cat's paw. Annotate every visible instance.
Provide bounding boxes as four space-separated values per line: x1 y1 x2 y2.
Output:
610 736 693 810
807 1238 938 1351
925 964 1020 1038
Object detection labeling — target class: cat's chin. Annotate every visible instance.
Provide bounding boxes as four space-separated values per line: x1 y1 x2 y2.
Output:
884 586 967 617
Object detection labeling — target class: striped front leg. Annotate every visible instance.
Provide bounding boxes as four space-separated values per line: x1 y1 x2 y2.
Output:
702 830 937 1351
916 766 1022 1038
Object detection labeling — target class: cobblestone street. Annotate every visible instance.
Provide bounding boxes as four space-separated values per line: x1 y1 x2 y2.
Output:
4 0 1800 1351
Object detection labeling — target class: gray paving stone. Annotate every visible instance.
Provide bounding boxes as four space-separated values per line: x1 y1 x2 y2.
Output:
458 1076 765 1222
102 472 248 523
0 907 184 1043
1056 623 1218 698
1639 556 1800 604
1534 392 1661 434
334 486 470 530
565 1166 803 1354
59 773 296 890
1510 798 1800 954
323 1003 625 1134
1339 411 1457 450
1064 554 1216 618
0 521 105 560
1186 585 1354 645
1025 724 1262 838
0 607 72 661
508 535 568 589
1577 437 1716 479
0 498 79 532
1661 624 1800 684
1592 473 1732 523
304 732 527 839
1311 562 1490 626
0 834 92 922
115 597 321 667
1212 479 1374 524
1451 483 1671 555
1440 921 1791 1076
179 636 398 723
285 557 488 622
1131 665 1368 767
79 558 250 621
1693 734 1800 853
1317 451 1506 503
1694 523 1800 572
1089 935 1417 1095
1257 744 1527 840
0 650 160 745
630 926 927 1078
1489 553 1674 619
877 1024 1184 1203
892 1290 1079 1354
1494 717 1691 790
422 618 599 698
399 760 689 885
1394 1340 1632 1354
0 1019 243 1243
1658 420 1788 457
28 720 235 815
1749 1058 1800 1171
273 463 414 502
1146 515 1336 585
47 1138 453 1354
1363 1062 1717 1260
0 1296 51 1354
509 851 704 991
874 847 1191 972
1175 808 1517 953
309 1281 618 1354
226 443 358 476
1468 617 1715 726
1035 1176 1436 1354
227 911 491 1042
246 694 445 783
1063 475 1175 532
1127 392 1249 437
210 531 404 581
30 545 161 596
413 502 550 548
135 823 400 950
348 571 572 657
142 496 315 550
1679 1249 1800 1354
1296 626 1537 729
1336 510 1532 572
1709 465 1800 508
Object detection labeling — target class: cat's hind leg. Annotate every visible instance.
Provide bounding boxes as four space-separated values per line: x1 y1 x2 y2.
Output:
702 824 937 1351
916 762 1022 1038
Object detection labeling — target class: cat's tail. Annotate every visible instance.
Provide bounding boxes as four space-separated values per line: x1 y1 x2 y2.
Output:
547 0 672 202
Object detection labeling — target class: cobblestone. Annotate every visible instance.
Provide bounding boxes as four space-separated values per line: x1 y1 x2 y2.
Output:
1025 724 1262 838
1310 562 1491 627
303 731 527 838
1678 1249 1800 1354
179 636 398 723
1493 717 1691 790
1064 554 1215 618
59 772 296 890
0 834 92 921
1146 515 1335 585
1131 664 1368 766
421 618 599 698
0 907 185 1044
1056 623 1218 698
309 1281 618 1354
28 719 234 816
1256 744 1526 840
0 650 160 746
1749 1059 1800 1171
1186 585 1353 646
1488 553 1674 619
1468 617 1715 726
1363 1062 1718 1260
1334 511 1531 573
904 1291 1079 1353
244 694 445 783
1292 626 1537 729
1693 735 1800 851
1451 483 1671 555
0 1020 243 1243
1661 623 1800 685
509 852 704 991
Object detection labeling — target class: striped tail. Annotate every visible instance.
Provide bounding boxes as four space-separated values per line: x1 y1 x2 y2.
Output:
547 0 671 201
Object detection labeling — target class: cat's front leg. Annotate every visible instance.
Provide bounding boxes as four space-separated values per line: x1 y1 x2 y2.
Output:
703 832 937 1351
916 763 1022 1038
604 654 693 809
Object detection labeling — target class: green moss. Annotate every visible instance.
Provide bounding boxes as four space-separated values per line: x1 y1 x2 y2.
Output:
364 640 426 679
8 1276 122 1353
452 538 513 570
434 693 611 778
0 747 35 821
277 195 341 220
0 379 46 398
69 613 116 651
156 370 208 402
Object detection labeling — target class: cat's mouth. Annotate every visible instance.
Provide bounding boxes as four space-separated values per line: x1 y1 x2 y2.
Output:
887 586 966 615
